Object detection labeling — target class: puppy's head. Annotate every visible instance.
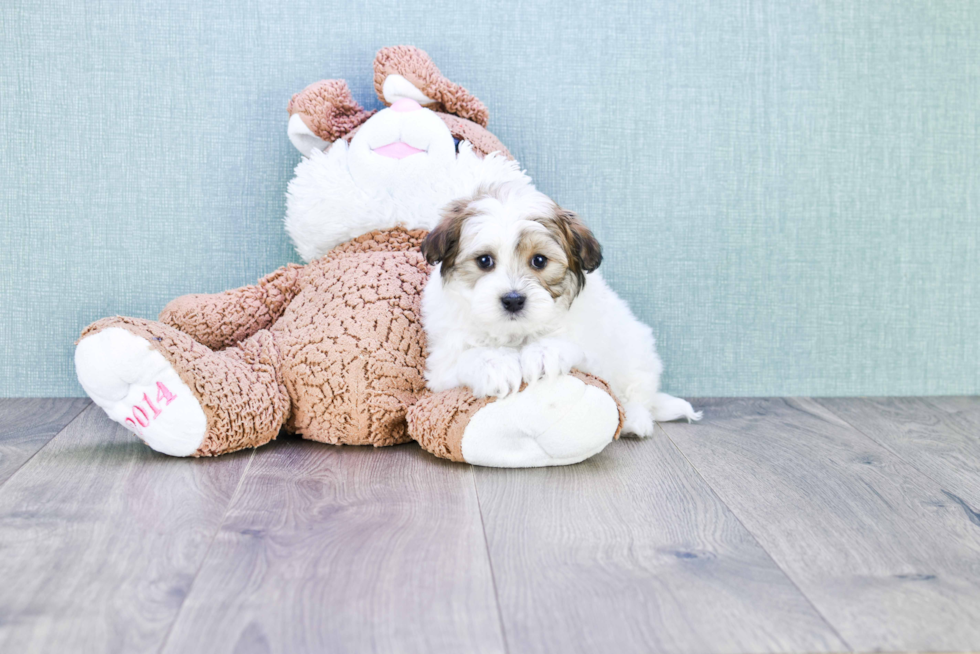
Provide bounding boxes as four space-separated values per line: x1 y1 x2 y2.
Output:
422 181 601 343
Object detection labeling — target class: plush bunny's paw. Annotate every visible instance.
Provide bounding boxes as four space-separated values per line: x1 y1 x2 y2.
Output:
75 327 207 456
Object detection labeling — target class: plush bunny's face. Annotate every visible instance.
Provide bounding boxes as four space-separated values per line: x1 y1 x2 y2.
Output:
284 47 525 263
285 92 527 263
346 98 458 197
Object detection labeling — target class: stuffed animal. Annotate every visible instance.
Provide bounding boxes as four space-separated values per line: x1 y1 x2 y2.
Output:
74 46 623 467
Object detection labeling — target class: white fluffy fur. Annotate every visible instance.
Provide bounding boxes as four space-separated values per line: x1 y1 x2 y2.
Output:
287 98 697 436
422 183 701 436
285 104 527 262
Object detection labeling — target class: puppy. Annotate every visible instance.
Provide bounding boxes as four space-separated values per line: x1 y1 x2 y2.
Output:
420 180 700 437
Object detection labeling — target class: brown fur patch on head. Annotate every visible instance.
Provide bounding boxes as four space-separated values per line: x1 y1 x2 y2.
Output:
421 196 480 276
532 206 602 295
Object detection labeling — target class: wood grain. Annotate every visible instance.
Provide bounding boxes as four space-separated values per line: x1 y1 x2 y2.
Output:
816 397 980 507
0 404 251 653
474 433 846 654
0 397 89 486
4 397 979 653
661 397 980 653
161 440 505 654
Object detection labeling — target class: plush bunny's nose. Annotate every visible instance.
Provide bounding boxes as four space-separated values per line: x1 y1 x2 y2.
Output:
391 98 423 112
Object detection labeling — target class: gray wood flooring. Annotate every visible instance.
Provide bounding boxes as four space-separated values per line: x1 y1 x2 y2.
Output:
0 397 978 654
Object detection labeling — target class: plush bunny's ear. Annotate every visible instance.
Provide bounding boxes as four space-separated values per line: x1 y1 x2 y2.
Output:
382 74 437 107
373 46 490 127
286 79 374 155
287 114 329 156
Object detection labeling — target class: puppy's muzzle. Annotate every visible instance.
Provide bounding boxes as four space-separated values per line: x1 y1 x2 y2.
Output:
500 292 526 314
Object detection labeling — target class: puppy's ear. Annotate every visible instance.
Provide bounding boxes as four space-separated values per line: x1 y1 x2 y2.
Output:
556 208 602 274
422 198 470 274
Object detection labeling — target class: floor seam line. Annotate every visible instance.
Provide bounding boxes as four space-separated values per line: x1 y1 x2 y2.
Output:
155 447 257 654
655 419 854 653
472 471 511 654
0 399 92 494
807 397 962 497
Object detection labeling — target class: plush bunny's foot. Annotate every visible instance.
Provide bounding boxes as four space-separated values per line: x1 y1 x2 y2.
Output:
462 375 619 467
76 316 290 457
409 371 622 468
75 327 207 456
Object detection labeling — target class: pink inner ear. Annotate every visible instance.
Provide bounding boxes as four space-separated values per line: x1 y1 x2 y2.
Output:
391 98 423 112
373 142 426 159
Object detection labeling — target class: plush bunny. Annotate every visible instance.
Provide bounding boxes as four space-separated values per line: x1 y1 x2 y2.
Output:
74 46 623 467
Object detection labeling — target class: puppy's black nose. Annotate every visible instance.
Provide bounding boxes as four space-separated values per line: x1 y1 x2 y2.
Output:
501 292 526 314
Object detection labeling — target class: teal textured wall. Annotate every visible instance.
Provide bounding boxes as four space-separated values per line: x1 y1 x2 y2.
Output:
1 0 978 397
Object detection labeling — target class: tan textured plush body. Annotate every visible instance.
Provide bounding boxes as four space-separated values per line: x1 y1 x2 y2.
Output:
83 229 621 459
76 45 625 466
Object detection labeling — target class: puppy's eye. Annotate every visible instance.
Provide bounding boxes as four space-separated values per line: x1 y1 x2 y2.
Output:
476 254 495 270
530 254 548 270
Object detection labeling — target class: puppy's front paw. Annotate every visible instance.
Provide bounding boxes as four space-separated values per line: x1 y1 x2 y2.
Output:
520 338 583 384
458 347 523 398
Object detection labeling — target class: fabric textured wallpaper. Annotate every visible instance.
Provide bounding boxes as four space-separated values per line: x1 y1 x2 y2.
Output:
1 0 978 397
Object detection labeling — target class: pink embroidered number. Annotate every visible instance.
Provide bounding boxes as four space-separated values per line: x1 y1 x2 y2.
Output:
125 382 177 434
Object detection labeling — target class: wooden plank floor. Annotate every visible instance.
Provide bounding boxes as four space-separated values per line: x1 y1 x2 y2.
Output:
0 398 88 487
0 398 978 654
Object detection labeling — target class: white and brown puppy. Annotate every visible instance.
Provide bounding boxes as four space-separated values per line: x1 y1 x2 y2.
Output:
420 180 700 437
